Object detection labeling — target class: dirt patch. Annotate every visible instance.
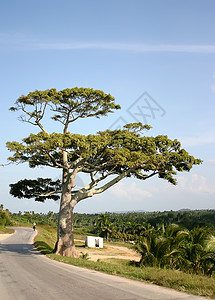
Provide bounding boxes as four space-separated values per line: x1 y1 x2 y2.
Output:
76 241 141 262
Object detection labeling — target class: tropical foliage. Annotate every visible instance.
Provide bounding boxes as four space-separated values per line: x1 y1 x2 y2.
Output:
0 205 12 227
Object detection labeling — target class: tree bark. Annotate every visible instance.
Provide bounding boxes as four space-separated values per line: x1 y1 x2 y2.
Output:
55 194 77 257
55 167 78 257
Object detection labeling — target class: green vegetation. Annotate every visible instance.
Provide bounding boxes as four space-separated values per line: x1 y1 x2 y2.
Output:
9 208 215 233
11 211 58 227
34 225 57 254
136 225 215 276
34 224 215 298
0 227 14 234
0 205 13 231
10 209 215 276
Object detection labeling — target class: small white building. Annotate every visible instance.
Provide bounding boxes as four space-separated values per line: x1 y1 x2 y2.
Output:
85 236 103 248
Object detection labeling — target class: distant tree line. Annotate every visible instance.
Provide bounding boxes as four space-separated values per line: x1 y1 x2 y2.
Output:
10 210 58 228
8 208 215 236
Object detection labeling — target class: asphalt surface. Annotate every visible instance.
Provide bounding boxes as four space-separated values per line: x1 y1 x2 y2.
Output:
0 227 207 300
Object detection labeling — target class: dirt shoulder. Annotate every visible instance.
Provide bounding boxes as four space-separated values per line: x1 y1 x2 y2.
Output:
75 241 141 262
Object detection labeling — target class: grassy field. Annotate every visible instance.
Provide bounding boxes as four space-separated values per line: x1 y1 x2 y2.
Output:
34 225 215 298
0 227 15 234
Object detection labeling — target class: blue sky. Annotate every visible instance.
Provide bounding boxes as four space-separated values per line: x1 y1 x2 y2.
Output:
0 0 215 213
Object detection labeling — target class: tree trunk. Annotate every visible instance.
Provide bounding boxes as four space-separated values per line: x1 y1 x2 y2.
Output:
55 197 77 257
55 169 78 257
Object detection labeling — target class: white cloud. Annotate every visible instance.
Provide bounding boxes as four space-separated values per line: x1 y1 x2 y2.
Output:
2 33 215 54
208 160 215 167
33 42 215 54
180 135 215 147
110 181 153 200
176 174 215 195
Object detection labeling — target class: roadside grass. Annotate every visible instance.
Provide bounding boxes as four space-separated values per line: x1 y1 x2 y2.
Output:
0 227 15 234
34 225 57 254
34 225 215 299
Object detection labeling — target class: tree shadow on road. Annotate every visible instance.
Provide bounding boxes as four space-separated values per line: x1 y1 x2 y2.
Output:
34 241 54 254
0 242 42 256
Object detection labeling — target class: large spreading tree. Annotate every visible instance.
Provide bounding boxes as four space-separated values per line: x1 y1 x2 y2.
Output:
7 87 201 257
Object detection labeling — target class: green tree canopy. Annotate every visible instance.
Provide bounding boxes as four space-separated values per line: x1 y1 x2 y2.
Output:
7 87 201 257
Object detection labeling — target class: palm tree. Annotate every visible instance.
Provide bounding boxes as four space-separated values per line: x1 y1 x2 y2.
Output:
136 227 170 268
176 228 215 275
137 224 189 269
161 223 189 269
97 213 113 240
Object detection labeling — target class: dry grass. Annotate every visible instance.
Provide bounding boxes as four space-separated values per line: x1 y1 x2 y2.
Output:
0 227 15 234
76 242 140 262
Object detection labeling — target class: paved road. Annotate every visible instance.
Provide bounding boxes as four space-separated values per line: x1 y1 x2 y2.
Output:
0 228 206 300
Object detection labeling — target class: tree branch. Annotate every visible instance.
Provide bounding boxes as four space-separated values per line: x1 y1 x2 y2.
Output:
47 152 65 169
74 168 133 204
35 189 61 198
92 170 130 195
